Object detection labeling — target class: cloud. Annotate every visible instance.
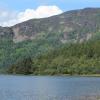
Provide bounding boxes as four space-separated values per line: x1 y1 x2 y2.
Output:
0 6 63 27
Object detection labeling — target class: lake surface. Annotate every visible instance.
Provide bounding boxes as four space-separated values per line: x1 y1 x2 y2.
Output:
0 75 100 100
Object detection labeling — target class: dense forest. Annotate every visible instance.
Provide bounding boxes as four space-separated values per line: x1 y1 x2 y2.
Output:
0 30 100 75
0 32 62 73
7 39 100 75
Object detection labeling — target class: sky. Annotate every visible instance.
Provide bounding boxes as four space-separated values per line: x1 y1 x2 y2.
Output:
0 0 100 26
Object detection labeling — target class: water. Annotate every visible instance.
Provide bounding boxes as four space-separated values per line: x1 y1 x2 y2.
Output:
0 75 100 100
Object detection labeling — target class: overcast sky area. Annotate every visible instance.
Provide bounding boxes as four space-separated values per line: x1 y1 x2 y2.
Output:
0 0 100 27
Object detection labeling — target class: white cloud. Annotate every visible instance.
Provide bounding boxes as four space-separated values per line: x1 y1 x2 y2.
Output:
0 6 63 27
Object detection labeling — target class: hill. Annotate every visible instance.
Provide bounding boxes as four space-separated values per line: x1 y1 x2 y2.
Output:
0 8 100 74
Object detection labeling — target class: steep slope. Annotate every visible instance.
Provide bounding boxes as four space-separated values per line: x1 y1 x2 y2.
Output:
0 27 13 39
11 8 100 42
0 8 100 43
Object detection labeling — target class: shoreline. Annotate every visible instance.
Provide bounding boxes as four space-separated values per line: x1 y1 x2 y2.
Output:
0 73 100 77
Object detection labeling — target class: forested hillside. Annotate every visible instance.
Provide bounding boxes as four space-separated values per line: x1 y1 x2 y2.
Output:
0 8 100 75
8 39 100 75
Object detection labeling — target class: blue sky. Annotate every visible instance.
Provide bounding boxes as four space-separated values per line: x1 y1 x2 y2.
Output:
0 0 100 11
0 0 100 26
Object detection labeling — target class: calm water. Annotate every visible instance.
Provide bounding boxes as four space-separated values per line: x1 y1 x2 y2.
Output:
0 75 100 100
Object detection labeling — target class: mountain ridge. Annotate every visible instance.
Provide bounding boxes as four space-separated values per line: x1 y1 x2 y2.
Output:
0 7 100 42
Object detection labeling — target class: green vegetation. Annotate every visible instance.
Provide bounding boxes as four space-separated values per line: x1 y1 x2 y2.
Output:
7 39 100 75
0 32 62 73
0 29 100 75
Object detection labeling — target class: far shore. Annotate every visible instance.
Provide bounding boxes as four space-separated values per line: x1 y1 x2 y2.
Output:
1 73 100 77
